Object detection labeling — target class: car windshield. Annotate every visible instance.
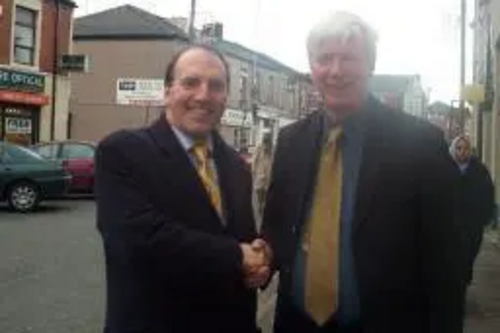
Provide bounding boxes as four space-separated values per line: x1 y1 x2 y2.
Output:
1 142 46 162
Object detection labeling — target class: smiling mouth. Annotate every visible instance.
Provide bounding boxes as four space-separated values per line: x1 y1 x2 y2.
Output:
326 81 352 88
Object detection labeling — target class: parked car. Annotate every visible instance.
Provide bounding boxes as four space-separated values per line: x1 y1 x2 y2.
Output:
32 141 96 194
0 141 71 212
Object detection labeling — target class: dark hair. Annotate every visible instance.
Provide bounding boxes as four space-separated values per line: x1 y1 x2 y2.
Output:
164 44 231 88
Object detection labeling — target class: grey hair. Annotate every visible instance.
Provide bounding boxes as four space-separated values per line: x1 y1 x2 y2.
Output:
306 11 378 71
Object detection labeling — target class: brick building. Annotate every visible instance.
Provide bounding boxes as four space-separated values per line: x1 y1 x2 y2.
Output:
0 0 76 145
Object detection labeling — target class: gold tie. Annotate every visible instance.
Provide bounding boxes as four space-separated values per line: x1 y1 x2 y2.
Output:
304 127 343 325
191 142 223 218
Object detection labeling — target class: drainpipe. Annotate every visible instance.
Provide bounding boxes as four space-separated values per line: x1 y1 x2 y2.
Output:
50 0 60 141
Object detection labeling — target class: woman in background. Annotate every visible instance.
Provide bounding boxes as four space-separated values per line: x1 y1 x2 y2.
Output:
450 135 495 285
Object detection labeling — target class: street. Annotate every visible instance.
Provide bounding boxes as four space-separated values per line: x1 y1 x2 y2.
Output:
0 200 498 333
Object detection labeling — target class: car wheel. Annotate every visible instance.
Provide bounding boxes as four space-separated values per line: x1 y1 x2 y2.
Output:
7 181 41 213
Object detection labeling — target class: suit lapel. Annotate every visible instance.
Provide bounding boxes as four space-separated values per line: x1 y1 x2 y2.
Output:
291 112 326 232
148 117 224 230
352 100 387 232
212 133 238 227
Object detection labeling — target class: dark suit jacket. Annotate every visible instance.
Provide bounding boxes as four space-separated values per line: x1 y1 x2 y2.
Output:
262 98 466 333
95 117 258 333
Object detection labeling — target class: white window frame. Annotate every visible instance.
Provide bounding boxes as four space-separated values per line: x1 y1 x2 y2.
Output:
10 0 42 69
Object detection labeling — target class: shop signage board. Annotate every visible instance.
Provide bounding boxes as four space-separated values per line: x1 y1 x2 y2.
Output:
116 78 164 106
0 67 45 93
221 109 253 128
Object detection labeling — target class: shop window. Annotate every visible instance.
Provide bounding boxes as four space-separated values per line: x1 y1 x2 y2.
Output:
3 115 33 146
14 6 37 66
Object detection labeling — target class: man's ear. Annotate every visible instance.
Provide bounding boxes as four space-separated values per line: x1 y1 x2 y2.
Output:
164 86 170 106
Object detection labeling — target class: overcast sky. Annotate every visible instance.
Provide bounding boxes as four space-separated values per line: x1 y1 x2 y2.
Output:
74 0 475 102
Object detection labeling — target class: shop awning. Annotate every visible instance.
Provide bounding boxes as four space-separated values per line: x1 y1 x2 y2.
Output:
0 90 49 106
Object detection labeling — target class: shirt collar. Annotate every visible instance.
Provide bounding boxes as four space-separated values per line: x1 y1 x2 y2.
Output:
321 101 367 143
171 125 214 153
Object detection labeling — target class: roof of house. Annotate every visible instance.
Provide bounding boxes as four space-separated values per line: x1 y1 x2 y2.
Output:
369 74 418 94
73 4 189 41
211 40 297 75
73 5 300 75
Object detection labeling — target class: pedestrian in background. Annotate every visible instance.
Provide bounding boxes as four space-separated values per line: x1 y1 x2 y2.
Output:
450 135 495 286
252 133 274 215
262 11 466 333
95 44 272 333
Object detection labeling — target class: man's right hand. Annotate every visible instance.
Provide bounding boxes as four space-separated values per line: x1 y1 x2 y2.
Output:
240 240 272 289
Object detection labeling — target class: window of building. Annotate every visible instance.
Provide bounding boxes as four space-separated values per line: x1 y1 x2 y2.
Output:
240 71 249 110
234 128 251 149
267 76 275 105
14 6 37 65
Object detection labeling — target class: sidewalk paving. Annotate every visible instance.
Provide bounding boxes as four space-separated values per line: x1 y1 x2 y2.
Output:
465 230 500 333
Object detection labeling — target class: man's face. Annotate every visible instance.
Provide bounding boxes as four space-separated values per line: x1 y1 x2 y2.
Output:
454 139 471 163
309 34 371 113
165 48 228 138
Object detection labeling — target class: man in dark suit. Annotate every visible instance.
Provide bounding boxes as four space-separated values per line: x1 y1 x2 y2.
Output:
262 11 466 333
95 45 271 333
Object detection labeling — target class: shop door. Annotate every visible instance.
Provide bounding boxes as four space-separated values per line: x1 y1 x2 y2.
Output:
0 105 39 146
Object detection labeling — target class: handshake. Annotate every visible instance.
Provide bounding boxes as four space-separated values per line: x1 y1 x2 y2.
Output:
240 239 273 289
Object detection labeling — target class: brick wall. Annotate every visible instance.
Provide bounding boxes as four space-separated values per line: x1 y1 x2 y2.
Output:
0 0 13 64
40 0 73 73
0 0 74 69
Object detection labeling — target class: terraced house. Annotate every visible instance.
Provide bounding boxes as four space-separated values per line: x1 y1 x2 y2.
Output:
0 0 76 145
69 4 311 150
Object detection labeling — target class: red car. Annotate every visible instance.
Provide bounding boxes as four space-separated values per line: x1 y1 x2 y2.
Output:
32 140 96 194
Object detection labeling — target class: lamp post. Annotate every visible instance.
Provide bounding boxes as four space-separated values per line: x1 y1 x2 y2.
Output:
188 0 196 42
458 0 467 132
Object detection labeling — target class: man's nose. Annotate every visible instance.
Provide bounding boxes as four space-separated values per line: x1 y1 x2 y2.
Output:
194 82 210 100
327 58 343 77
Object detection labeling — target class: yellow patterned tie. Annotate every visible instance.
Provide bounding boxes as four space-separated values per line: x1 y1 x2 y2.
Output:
304 127 343 325
191 142 223 218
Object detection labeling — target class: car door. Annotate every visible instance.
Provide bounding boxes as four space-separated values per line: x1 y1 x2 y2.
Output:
0 143 11 197
0 142 55 193
0 143 26 195
60 143 95 192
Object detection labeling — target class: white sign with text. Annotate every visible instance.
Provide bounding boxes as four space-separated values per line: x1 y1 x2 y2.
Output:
116 79 164 106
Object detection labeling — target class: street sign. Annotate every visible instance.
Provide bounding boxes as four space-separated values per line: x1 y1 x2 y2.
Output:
116 79 164 106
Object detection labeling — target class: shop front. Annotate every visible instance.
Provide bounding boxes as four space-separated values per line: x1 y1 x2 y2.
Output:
0 67 48 146
219 108 254 150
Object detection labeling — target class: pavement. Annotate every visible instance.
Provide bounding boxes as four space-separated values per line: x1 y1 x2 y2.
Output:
464 230 500 333
0 200 499 333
